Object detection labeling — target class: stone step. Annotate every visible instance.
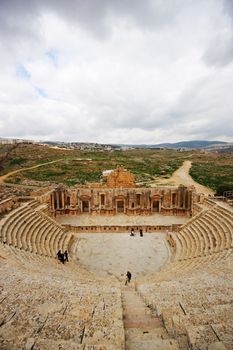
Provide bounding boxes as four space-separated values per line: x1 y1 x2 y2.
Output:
29 337 122 350
124 318 162 329
121 286 179 350
126 335 180 350
125 327 169 338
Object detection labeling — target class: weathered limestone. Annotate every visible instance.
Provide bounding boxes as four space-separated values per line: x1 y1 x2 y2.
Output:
0 166 233 349
137 201 233 349
107 166 136 188
0 243 125 350
122 286 179 350
0 201 72 257
168 201 233 261
49 168 193 218
0 197 18 215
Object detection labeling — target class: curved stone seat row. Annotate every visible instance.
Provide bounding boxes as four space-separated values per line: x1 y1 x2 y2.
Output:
138 248 233 350
0 242 124 350
28 199 42 209
0 203 73 258
170 203 233 261
151 249 232 283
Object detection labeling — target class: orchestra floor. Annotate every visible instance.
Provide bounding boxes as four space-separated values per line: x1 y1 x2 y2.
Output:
74 232 170 280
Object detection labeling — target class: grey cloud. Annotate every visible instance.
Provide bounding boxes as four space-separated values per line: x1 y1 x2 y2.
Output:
0 0 183 42
224 0 233 22
203 33 233 67
50 0 182 32
203 0 233 67
0 0 40 43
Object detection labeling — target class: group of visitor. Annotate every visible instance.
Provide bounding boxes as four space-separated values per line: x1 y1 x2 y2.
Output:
57 250 68 264
130 228 143 237
127 228 143 285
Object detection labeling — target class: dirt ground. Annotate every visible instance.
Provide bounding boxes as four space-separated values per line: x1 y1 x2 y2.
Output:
151 160 214 195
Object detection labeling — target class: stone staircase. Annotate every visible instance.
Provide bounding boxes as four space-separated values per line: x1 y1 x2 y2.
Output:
121 285 180 350
0 242 125 350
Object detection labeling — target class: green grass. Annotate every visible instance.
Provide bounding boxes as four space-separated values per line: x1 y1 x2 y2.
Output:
190 161 233 195
2 144 233 192
9 157 27 166
4 147 188 186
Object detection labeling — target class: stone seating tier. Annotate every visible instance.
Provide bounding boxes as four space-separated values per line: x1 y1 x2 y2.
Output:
1 200 233 349
137 248 233 350
0 243 124 350
204 212 230 250
0 203 73 258
0 204 30 243
171 203 233 261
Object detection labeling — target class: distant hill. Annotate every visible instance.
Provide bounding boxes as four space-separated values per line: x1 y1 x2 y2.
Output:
127 140 228 149
0 138 230 151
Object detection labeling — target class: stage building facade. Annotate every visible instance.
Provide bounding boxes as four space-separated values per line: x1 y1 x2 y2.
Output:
49 167 194 217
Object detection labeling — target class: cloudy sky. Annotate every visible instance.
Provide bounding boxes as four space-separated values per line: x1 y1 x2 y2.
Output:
0 0 233 144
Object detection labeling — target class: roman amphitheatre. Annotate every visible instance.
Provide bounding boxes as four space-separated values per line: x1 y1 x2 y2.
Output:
0 144 233 350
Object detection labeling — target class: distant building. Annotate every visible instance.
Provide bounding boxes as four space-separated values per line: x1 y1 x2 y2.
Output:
0 138 34 145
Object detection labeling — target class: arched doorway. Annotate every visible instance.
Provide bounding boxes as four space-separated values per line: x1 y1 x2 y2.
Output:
82 200 90 213
115 195 125 213
80 195 91 213
151 195 161 213
152 200 160 212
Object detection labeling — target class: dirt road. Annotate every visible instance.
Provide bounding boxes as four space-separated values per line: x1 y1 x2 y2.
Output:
151 160 214 195
0 159 63 184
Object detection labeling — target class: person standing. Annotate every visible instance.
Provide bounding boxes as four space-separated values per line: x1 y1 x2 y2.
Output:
60 253 65 264
64 250 68 262
57 250 61 260
125 271 132 285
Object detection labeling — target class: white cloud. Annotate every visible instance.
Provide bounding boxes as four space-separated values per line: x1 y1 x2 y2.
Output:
0 0 232 144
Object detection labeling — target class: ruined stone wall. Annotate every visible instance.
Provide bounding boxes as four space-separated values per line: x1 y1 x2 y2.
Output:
50 186 193 217
107 166 136 188
0 197 18 215
63 223 180 234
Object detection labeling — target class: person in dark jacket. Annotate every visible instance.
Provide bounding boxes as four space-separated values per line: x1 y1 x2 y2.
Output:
57 250 61 260
64 250 68 262
60 253 65 264
125 271 132 285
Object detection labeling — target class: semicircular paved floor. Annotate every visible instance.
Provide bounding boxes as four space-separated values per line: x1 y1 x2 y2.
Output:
74 232 170 281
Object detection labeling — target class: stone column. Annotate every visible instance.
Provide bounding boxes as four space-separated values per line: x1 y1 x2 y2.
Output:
62 191 65 209
141 192 144 209
188 190 192 211
77 190 80 209
147 191 150 210
178 190 181 208
56 192 60 209
50 193 55 210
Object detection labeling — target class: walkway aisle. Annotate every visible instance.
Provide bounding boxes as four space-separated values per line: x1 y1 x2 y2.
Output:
121 285 180 350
